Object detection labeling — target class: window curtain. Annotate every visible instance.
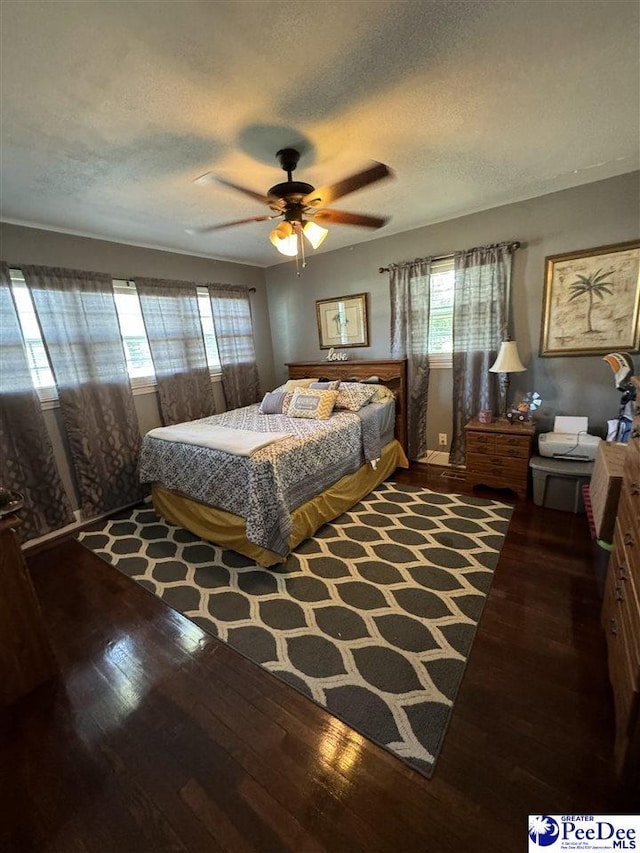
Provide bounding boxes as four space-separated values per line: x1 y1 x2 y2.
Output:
208 284 260 410
0 263 74 542
389 259 432 460
136 278 215 425
449 242 514 465
22 265 144 519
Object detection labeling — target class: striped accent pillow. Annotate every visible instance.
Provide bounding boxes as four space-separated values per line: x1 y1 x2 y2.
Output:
287 388 338 420
259 390 290 414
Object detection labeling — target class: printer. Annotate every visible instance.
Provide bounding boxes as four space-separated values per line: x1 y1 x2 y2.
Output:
538 416 601 462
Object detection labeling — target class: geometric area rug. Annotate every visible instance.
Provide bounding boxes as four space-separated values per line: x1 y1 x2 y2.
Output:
78 482 513 778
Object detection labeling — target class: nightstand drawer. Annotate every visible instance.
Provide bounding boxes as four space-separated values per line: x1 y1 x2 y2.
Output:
493 438 530 458
466 453 529 478
466 433 496 454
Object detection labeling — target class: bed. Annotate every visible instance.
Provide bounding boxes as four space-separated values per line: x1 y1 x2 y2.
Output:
139 359 409 566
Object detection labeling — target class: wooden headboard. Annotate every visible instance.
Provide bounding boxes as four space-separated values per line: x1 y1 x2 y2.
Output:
286 359 407 453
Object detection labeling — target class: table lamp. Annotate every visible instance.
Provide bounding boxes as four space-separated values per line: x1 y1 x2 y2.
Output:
489 340 526 419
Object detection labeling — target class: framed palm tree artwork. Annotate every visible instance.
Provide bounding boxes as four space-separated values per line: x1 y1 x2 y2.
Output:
540 240 640 356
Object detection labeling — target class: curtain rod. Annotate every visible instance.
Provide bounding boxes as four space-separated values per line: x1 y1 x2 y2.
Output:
378 241 521 273
8 267 257 294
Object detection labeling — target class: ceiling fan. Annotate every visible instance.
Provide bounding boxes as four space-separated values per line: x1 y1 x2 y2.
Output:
189 148 393 265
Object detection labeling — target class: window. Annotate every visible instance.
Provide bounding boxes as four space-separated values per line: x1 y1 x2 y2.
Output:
10 273 223 406
428 257 454 368
9 270 58 403
113 280 156 385
196 287 221 373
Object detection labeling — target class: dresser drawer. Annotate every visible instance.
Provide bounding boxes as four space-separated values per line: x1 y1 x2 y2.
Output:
604 568 640 728
617 501 640 579
610 526 640 674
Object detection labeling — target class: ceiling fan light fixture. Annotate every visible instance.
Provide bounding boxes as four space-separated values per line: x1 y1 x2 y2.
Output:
276 221 293 239
270 230 299 256
303 220 328 249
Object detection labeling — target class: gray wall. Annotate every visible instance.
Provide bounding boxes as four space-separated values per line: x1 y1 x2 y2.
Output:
1 223 273 513
265 172 640 450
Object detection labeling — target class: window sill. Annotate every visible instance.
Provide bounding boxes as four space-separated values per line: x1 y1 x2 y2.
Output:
37 372 222 410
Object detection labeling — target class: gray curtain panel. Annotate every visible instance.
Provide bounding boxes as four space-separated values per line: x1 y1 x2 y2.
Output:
136 278 216 425
389 259 432 460
0 263 74 542
209 284 260 410
449 242 514 465
22 265 144 519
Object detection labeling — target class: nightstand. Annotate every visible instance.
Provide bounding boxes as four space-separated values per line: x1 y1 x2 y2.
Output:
464 418 535 499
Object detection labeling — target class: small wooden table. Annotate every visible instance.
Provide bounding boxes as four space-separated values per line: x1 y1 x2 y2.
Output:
464 418 535 500
0 515 57 705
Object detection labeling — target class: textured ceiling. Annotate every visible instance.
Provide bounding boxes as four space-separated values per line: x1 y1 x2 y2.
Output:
1 0 638 267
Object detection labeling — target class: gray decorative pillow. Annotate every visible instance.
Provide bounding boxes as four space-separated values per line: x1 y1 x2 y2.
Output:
310 380 341 391
347 375 380 384
259 390 289 414
335 382 378 411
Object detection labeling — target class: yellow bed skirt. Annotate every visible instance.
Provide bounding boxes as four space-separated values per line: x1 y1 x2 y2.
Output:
152 439 409 567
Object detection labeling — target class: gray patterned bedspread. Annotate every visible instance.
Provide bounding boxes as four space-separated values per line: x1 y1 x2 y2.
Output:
138 401 393 556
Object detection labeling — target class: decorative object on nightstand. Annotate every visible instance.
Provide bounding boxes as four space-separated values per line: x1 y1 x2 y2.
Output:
464 417 535 499
506 393 541 425
489 340 526 420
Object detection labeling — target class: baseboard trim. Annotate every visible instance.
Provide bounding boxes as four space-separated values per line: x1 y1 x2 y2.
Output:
22 499 150 554
418 450 452 466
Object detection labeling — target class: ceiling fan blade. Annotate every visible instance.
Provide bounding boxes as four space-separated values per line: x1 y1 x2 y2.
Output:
312 209 389 229
195 173 270 205
186 215 278 235
303 162 392 207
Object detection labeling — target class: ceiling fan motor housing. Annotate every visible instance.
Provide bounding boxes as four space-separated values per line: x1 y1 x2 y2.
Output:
268 147 316 214
267 181 315 202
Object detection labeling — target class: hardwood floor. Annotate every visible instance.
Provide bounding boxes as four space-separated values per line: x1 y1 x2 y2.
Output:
1 465 622 852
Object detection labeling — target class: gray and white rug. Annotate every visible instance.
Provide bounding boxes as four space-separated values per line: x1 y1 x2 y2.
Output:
79 482 513 777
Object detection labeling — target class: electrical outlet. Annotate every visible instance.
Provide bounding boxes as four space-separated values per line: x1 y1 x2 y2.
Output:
438 433 448 447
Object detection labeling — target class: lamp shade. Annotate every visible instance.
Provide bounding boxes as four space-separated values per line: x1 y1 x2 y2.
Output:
489 341 526 374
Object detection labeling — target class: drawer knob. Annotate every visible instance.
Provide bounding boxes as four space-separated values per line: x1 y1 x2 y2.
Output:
615 585 625 602
618 564 629 580
623 532 636 547
630 483 640 495
608 617 618 636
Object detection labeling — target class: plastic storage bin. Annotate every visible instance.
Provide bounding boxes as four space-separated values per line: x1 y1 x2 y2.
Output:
529 455 595 513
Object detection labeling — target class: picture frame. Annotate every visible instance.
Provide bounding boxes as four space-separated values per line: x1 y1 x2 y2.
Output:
540 240 640 357
316 292 369 349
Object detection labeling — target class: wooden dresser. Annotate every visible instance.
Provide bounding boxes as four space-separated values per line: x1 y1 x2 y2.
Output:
602 377 640 792
286 359 407 453
464 418 535 499
0 515 57 704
